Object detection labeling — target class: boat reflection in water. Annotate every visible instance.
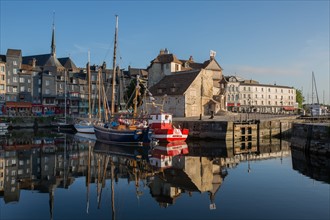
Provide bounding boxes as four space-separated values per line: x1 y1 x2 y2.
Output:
1 129 328 220
149 141 189 169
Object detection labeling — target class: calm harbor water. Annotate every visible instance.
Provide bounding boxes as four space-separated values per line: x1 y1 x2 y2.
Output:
0 129 329 220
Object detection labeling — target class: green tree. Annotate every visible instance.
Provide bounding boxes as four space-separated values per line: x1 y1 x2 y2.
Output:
123 78 146 110
295 88 304 108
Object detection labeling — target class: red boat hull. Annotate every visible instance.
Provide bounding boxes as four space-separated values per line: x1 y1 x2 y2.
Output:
151 128 189 142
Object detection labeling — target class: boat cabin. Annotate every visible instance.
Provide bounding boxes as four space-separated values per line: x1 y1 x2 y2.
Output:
149 113 173 129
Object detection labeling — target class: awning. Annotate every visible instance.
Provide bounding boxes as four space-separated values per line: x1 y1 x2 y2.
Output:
5 102 32 108
283 106 295 111
227 103 240 107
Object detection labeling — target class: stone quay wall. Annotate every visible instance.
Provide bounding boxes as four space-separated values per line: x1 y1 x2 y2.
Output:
172 115 298 141
291 123 330 156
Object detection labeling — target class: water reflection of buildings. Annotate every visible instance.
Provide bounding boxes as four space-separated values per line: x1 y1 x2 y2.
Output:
148 141 226 209
0 130 294 215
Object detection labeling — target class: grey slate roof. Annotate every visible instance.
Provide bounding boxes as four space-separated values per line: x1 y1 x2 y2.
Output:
22 54 52 66
58 57 78 70
148 70 200 96
44 55 64 68
0 55 6 62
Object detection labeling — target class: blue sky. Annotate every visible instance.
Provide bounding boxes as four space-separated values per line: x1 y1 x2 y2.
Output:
1 0 329 104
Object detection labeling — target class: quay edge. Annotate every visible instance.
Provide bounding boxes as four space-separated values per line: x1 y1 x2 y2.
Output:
172 115 300 141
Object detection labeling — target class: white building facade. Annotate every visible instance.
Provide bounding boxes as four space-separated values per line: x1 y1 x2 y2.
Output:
222 76 296 113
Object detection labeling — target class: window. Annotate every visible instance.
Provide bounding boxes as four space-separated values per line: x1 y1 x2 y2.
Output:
175 64 179 71
28 79 31 83
38 79 41 85
13 69 17 74
13 77 17 82
45 89 50 94
0 84 4 90
46 80 50 86
0 66 4 72
7 79 10 84
13 87 17 92
20 77 24 83
13 61 17 65
1 75 5 80
38 88 41 93
20 86 25 92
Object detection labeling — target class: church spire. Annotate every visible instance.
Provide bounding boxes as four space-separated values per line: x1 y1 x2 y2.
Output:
51 11 56 56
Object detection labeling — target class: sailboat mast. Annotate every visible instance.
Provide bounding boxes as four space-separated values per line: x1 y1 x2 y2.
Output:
312 72 319 104
111 15 119 116
98 68 102 120
87 51 91 118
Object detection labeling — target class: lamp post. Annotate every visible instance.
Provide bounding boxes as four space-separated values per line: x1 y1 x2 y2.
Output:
247 98 251 120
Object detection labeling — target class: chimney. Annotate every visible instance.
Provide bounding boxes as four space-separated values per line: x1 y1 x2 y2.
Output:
32 58 36 67
159 49 165 55
102 61 106 70
189 56 194 62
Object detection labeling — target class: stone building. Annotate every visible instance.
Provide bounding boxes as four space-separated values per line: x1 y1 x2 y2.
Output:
146 49 225 117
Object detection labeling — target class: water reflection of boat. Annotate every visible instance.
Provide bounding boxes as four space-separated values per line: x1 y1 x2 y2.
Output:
93 139 153 219
74 132 96 142
0 122 9 130
93 141 150 160
149 141 189 169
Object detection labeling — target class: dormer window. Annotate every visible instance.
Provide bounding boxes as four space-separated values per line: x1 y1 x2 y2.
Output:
171 87 176 92
157 88 163 94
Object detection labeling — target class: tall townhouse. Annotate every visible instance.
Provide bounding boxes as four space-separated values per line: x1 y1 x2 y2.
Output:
0 56 6 112
5 49 22 102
